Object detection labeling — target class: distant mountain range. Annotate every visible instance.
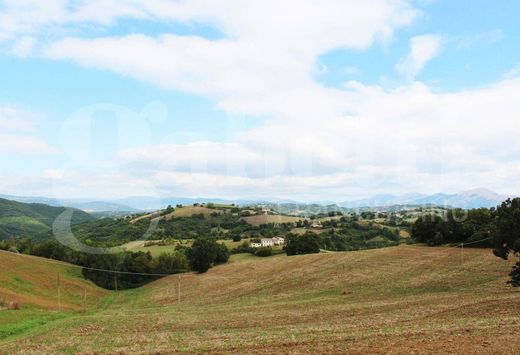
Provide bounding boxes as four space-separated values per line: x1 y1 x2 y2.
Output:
0 188 515 213
339 188 513 209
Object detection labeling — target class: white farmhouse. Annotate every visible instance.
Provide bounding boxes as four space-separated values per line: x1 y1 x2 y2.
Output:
272 237 285 245
261 238 274 247
250 237 285 248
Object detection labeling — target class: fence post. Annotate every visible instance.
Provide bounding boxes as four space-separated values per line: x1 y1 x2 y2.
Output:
177 274 181 305
461 243 464 267
57 272 61 312
83 286 87 313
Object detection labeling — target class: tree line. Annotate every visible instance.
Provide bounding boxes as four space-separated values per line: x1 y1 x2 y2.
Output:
0 237 230 289
411 198 520 286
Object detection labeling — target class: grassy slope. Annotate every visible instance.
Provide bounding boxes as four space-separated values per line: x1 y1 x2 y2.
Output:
0 251 108 342
241 214 304 226
0 251 107 311
129 206 225 224
123 238 255 257
1 245 519 353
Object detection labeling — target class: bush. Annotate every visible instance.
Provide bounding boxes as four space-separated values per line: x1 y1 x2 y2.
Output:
186 238 230 273
255 247 273 257
509 261 520 287
215 243 230 264
285 232 321 256
231 241 252 254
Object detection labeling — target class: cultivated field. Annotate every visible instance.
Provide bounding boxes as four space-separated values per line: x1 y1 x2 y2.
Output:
1 246 519 353
122 239 249 257
130 206 226 224
241 214 304 226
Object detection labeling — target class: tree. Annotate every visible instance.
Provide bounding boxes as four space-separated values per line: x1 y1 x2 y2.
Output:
411 214 444 245
285 232 321 256
493 198 520 286
215 243 230 264
186 238 229 273
255 247 273 257
152 252 188 274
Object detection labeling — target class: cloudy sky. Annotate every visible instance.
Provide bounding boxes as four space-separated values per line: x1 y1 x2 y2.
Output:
1 0 519 201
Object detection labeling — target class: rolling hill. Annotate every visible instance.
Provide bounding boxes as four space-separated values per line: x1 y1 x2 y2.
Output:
0 251 107 311
1 245 518 353
0 250 108 341
0 198 95 240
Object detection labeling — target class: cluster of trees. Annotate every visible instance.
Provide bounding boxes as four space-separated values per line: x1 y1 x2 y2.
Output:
285 233 321 255
411 208 494 247
186 238 229 273
411 198 520 286
284 228 400 256
0 237 230 289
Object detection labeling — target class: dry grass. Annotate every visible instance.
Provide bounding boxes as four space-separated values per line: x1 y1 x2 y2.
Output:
0 251 107 311
241 214 304 226
1 246 519 354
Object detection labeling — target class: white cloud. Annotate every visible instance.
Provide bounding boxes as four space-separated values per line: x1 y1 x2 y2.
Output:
105 78 520 200
0 105 54 154
10 36 35 57
397 34 442 78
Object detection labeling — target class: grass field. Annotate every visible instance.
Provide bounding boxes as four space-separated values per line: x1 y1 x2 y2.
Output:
241 214 305 226
1 246 519 353
123 239 253 256
0 250 108 343
130 206 226 224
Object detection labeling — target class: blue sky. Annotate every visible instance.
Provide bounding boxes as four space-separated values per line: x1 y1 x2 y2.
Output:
0 0 519 201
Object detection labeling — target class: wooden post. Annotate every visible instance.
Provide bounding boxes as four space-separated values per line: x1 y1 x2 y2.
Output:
115 274 118 292
461 243 464 267
177 274 181 305
57 272 61 312
83 286 87 313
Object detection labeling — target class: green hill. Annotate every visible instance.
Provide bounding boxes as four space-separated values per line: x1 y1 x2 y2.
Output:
0 198 94 240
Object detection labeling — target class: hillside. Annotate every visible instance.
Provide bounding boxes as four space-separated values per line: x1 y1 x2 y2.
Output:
240 214 304 226
0 250 108 341
1 246 519 353
0 251 107 311
0 198 95 240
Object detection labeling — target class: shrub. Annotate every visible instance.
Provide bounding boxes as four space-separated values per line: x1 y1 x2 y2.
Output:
285 232 321 256
186 239 230 273
231 241 252 254
255 247 273 257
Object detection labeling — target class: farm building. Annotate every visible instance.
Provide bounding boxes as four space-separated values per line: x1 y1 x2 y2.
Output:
251 237 285 248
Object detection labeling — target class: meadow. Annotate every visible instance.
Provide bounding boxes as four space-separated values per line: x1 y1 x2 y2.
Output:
0 245 519 353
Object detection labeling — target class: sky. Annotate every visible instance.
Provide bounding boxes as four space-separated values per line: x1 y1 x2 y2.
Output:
0 0 520 201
